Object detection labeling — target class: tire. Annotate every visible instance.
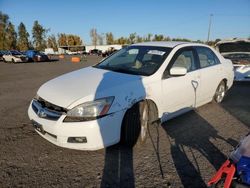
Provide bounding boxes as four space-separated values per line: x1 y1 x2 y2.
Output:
3 58 7 63
120 101 152 147
11 58 15 63
214 81 226 103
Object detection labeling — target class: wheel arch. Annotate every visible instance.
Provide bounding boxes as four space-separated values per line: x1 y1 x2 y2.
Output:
122 98 159 125
222 78 228 89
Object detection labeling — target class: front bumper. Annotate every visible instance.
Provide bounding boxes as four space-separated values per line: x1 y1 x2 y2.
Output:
28 102 125 150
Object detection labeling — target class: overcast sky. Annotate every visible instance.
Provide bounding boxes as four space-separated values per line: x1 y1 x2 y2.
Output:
1 0 250 44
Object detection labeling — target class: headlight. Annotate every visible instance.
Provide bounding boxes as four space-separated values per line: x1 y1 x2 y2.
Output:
64 96 114 122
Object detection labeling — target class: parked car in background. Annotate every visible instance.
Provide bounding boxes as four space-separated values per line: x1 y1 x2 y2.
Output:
89 49 102 56
0 50 7 61
215 39 250 81
3 50 28 63
28 42 234 151
102 47 118 58
25 50 49 62
44 48 55 55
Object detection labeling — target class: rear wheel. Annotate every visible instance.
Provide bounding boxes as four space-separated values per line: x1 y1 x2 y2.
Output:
120 101 150 147
3 58 7 63
214 81 226 103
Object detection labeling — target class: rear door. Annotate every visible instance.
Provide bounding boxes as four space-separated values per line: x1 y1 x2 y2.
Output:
161 47 201 120
195 46 223 105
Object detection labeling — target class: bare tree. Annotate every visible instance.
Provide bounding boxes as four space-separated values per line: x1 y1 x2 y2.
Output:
98 34 104 45
90 28 98 48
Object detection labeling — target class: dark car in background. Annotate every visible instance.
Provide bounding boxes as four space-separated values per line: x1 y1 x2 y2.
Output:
25 50 49 62
0 50 8 61
89 49 102 56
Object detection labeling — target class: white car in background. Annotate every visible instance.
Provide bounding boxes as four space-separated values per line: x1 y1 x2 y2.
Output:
28 42 234 150
215 39 250 81
3 50 28 63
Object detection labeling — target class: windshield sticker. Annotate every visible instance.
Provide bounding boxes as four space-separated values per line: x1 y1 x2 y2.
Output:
128 49 139 54
147 50 165 56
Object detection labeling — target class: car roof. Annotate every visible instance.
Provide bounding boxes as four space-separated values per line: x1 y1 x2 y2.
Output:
131 41 199 48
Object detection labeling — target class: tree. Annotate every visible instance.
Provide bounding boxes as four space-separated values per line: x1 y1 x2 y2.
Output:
115 37 127 45
98 34 104 45
136 35 143 43
106 32 114 45
128 33 136 44
32 20 47 51
144 33 152 42
17 22 30 51
0 11 10 50
5 22 17 50
90 28 98 48
153 34 164 41
57 33 67 46
47 34 58 51
57 33 82 51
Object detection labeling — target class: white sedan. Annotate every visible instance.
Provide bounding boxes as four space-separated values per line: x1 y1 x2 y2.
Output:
3 50 28 63
28 42 234 150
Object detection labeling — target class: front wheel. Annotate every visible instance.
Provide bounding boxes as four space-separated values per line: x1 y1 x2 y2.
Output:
120 101 149 147
11 58 15 63
214 81 226 103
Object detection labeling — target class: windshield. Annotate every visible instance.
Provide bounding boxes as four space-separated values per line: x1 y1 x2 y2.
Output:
95 46 172 76
218 42 250 53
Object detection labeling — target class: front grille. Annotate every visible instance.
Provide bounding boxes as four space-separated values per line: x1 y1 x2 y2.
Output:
32 98 66 120
37 97 67 113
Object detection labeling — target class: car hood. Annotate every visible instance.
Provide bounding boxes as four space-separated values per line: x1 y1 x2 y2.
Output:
221 52 250 65
37 67 145 109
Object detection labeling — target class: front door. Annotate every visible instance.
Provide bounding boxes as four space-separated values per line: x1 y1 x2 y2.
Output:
161 48 200 121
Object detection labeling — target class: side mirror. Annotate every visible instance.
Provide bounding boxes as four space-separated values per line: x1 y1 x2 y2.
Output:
170 67 187 76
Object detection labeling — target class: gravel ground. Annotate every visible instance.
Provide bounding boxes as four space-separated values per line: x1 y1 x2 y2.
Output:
0 56 249 188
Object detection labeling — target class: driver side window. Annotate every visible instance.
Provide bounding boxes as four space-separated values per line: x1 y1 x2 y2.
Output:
172 50 196 72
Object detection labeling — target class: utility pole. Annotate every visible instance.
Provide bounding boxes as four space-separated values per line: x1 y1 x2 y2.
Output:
207 14 213 43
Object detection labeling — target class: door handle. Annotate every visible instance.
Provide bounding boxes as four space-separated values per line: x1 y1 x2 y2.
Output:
191 80 199 89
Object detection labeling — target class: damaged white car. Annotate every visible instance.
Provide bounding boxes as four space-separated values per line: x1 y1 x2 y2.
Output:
28 42 234 150
215 39 250 81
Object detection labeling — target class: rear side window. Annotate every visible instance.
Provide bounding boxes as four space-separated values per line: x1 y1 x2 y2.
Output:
196 47 220 68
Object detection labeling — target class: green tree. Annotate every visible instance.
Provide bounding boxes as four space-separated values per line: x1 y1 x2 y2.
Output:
17 22 30 51
32 20 47 51
144 33 152 42
5 22 17 50
153 34 164 41
115 37 127 45
57 33 82 51
47 34 58 51
0 11 10 50
57 33 67 46
136 35 143 43
106 32 114 45
128 33 136 44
